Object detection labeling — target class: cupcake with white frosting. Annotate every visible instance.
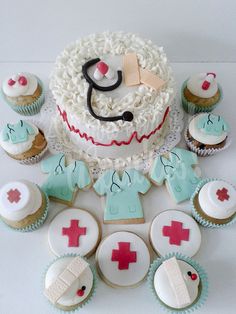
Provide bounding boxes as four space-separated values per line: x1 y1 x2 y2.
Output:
0 180 49 231
182 73 222 114
148 254 208 313
0 120 47 164
1 72 45 115
44 255 96 311
191 178 236 227
185 113 230 156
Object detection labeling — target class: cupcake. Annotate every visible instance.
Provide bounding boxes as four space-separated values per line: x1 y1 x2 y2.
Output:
185 113 230 156
191 178 236 227
44 255 96 311
0 180 49 231
148 254 208 313
1 72 45 115
0 120 47 164
182 73 222 114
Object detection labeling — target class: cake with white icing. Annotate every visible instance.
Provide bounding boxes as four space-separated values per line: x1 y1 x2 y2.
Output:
50 32 175 160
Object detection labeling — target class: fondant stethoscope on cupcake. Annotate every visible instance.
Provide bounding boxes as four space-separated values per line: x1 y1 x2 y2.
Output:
82 58 134 122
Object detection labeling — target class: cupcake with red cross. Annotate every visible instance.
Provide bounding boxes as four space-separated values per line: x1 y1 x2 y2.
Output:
191 178 236 227
148 253 208 313
44 255 96 311
0 180 49 231
181 73 222 114
1 72 45 115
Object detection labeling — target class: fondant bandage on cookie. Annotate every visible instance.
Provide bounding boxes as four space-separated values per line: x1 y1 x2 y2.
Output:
44 256 89 304
163 257 191 307
123 53 140 86
140 68 165 91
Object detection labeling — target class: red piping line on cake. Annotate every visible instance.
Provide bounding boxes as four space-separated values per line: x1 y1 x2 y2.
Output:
57 105 170 147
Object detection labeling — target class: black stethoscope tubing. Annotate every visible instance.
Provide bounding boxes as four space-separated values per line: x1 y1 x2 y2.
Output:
82 58 133 122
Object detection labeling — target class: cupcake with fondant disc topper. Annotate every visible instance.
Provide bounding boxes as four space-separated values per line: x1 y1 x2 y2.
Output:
185 113 230 156
1 72 45 115
148 254 208 313
191 178 236 228
0 120 48 164
0 180 49 231
44 255 96 311
182 73 222 114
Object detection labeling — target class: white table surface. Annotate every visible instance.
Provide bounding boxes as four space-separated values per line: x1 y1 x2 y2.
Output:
0 62 235 314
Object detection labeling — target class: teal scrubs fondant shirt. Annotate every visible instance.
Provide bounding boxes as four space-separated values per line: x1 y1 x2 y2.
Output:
41 154 91 202
94 169 151 222
150 148 200 203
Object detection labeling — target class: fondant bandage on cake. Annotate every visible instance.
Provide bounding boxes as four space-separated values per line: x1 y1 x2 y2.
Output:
44 256 89 304
123 53 140 86
140 68 165 91
163 257 191 307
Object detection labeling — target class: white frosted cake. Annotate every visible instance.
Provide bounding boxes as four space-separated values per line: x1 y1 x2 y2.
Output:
50 32 176 159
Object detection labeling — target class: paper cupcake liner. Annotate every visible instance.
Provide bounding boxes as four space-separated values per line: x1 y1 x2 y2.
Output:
148 252 208 314
191 178 236 228
181 80 223 114
1 188 49 232
184 119 231 157
18 143 48 165
43 254 97 313
2 78 45 116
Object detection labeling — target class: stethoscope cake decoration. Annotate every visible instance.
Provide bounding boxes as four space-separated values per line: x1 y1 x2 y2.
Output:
82 58 134 122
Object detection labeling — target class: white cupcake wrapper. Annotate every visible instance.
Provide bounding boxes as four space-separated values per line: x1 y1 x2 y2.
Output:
43 254 97 313
18 143 48 165
184 118 231 157
181 80 223 115
148 252 208 314
191 178 236 228
1 188 49 232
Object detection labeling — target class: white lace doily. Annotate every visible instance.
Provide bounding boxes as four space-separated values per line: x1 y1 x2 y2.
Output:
36 91 185 178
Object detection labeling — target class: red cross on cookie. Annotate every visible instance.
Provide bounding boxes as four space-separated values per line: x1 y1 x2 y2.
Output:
111 242 137 270
7 189 21 203
216 188 230 202
162 220 190 246
62 219 87 247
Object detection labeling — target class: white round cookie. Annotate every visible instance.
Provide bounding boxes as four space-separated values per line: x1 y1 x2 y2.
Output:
0 180 42 221
45 256 94 308
154 258 200 309
198 180 236 219
48 208 100 257
96 231 150 287
188 114 227 145
150 210 201 257
187 73 218 98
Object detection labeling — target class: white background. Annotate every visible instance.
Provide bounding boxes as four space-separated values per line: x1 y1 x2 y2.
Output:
0 1 236 314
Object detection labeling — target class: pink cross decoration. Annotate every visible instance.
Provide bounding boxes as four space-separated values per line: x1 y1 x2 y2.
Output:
62 219 87 247
111 242 137 270
162 220 190 246
7 189 21 203
216 188 230 202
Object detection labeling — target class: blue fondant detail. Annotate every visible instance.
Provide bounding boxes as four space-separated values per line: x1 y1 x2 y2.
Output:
197 114 229 136
2 120 36 144
41 153 91 202
93 169 151 222
150 147 201 203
